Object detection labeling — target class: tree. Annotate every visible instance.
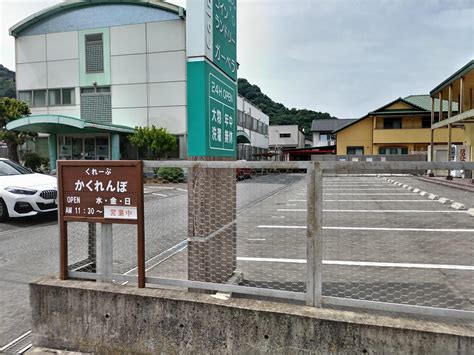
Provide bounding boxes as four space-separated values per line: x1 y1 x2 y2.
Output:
238 78 337 136
0 97 34 162
128 126 177 160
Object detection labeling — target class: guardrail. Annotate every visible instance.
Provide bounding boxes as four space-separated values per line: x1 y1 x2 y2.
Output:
64 160 474 320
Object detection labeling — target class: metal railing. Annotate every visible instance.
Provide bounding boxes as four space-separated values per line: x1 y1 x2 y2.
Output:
63 160 474 320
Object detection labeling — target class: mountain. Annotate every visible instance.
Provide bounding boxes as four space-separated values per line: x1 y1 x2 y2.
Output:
238 78 336 135
0 65 16 98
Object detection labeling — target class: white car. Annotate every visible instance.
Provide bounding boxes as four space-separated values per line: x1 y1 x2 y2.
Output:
0 158 57 220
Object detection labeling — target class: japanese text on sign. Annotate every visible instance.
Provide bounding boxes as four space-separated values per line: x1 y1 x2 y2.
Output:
209 72 236 151
59 162 142 223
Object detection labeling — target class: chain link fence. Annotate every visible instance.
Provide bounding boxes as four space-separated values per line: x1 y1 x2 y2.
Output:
64 160 474 320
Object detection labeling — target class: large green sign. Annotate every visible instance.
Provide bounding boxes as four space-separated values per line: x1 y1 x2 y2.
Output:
211 0 237 81
188 60 237 157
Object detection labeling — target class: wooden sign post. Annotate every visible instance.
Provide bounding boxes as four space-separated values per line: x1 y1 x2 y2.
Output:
58 160 145 288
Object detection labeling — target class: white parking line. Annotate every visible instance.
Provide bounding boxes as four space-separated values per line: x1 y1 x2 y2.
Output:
152 193 168 197
176 188 188 192
323 188 404 191
289 199 436 202
237 257 474 271
257 225 474 233
277 209 464 213
325 192 413 196
324 200 435 202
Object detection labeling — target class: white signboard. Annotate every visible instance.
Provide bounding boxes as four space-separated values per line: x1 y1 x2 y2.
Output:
104 206 138 220
456 145 470 162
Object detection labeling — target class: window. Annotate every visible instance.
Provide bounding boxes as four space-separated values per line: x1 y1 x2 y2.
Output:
383 117 402 129
48 89 61 106
18 91 32 106
280 133 291 138
85 33 104 73
422 117 431 128
347 146 364 155
252 118 258 131
237 111 244 126
379 147 408 155
62 88 75 105
19 88 75 107
33 90 46 106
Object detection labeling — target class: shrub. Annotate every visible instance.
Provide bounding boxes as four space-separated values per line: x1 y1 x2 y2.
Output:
22 152 43 172
156 167 184 182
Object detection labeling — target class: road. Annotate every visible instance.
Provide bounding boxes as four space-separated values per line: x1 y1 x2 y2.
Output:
1 173 473 350
0 174 298 349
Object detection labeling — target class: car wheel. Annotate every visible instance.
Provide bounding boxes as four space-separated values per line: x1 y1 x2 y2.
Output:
0 198 9 222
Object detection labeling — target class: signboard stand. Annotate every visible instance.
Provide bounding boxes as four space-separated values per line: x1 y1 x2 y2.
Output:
58 160 145 288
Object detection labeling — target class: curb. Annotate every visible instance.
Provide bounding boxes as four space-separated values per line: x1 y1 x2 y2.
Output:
379 176 470 214
415 176 474 193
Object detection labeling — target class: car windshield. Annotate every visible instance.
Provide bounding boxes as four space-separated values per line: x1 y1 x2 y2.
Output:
0 160 33 176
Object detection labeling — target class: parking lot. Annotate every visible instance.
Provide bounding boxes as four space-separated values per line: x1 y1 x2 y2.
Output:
1 173 473 350
149 173 474 312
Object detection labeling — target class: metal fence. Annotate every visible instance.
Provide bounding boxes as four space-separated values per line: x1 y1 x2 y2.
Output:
64 160 474 320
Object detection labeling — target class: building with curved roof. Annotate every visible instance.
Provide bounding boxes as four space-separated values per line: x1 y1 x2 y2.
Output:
8 0 269 168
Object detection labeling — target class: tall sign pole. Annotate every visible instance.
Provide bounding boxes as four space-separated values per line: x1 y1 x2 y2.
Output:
186 0 238 283
187 0 237 157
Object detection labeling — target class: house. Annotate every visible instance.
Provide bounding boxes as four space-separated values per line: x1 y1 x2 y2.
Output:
334 95 463 156
6 0 269 169
430 60 474 163
311 118 356 147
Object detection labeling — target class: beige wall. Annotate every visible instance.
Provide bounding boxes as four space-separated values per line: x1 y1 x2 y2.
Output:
336 117 373 154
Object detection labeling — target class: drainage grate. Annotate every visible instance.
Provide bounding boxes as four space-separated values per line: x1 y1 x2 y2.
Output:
0 331 32 354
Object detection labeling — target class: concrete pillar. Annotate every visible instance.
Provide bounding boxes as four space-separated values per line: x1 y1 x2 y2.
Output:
447 86 453 179
187 156 237 284
111 134 120 160
48 134 57 171
429 97 435 176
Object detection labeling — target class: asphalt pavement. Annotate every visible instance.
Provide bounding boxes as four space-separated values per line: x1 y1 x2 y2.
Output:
1 173 473 350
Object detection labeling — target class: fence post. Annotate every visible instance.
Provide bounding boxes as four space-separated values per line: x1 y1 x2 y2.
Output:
88 222 97 273
306 162 323 307
99 223 113 282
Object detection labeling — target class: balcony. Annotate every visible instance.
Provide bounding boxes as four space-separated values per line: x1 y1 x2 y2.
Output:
373 128 464 144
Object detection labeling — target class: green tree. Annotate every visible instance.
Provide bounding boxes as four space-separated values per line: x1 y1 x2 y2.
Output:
128 126 177 160
0 97 34 162
238 78 337 135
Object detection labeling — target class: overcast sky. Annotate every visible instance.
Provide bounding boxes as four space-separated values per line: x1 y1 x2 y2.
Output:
0 0 473 118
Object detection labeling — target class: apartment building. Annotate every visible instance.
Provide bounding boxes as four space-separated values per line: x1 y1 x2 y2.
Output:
334 95 463 156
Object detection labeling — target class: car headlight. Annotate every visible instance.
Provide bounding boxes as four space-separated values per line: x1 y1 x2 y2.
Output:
5 187 38 195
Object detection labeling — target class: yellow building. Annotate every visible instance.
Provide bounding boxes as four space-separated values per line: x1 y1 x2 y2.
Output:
335 95 463 156
430 60 474 162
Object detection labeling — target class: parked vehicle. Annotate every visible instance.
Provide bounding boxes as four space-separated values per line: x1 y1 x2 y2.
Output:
236 167 252 181
0 158 57 221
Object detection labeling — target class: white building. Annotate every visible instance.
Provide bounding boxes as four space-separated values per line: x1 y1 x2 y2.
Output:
8 0 268 169
269 125 305 149
237 96 269 160
311 118 356 147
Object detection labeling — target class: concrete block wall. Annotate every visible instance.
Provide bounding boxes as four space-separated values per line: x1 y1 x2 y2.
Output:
30 278 474 354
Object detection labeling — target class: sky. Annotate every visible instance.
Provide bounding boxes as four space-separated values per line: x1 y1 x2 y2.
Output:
0 0 473 118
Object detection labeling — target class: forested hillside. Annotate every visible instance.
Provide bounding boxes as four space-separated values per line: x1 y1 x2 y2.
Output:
0 65 16 98
238 78 336 135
